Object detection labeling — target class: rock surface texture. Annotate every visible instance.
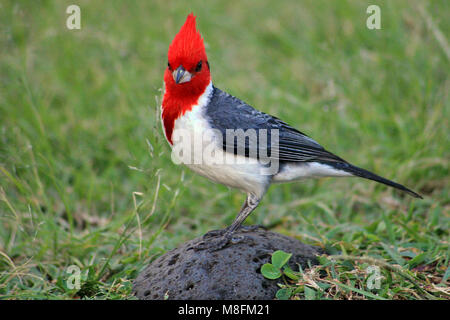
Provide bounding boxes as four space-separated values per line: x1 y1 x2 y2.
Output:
133 227 324 300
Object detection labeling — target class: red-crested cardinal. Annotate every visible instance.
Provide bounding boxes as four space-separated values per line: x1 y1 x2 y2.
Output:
161 14 421 251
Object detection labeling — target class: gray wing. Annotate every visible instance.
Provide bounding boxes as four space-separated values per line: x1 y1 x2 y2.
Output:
205 86 347 163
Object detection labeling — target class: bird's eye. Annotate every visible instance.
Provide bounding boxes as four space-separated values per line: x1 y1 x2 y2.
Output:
195 61 202 72
168 62 172 70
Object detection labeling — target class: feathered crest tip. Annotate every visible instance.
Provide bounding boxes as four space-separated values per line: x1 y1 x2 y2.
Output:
168 13 206 64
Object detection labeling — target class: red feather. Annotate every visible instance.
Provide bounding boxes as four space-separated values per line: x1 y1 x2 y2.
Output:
162 13 211 144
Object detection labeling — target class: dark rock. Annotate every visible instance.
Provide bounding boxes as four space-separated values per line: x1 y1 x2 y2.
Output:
133 227 324 300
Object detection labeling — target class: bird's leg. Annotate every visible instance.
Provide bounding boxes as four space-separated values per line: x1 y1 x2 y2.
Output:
194 194 261 251
202 196 265 239
223 194 261 240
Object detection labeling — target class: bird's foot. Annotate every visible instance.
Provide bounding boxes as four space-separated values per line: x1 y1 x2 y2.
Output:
194 233 246 252
202 228 227 239
202 224 266 239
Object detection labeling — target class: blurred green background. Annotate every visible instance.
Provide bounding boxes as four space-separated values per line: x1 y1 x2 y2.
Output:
0 0 448 299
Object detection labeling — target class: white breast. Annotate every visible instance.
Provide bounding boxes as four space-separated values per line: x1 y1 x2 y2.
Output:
169 82 270 198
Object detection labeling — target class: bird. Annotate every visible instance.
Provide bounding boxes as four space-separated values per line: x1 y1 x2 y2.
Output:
160 13 422 251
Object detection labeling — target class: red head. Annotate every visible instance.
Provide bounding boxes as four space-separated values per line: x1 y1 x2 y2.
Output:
162 13 211 144
164 13 211 97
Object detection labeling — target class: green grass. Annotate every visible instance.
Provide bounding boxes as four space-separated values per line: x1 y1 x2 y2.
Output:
0 0 448 299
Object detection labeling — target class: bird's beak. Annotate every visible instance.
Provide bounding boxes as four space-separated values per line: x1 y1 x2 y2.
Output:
173 65 192 84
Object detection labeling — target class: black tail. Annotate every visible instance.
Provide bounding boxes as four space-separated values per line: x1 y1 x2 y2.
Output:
326 162 422 199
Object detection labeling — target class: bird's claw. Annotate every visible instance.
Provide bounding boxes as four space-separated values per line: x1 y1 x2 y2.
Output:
196 225 264 251
202 229 227 239
194 234 232 252
194 233 251 252
202 225 265 240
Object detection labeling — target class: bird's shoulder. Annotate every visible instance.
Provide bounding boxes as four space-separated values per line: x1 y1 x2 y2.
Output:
205 85 323 149
202 85 347 163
